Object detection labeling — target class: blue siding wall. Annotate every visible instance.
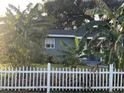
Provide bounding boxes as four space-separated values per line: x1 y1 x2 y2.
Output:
44 37 102 65
45 37 75 56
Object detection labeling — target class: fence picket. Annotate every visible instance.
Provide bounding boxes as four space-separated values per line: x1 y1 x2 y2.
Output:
36 67 39 90
62 68 64 91
55 68 58 90
43 68 45 91
92 70 95 91
51 68 54 91
120 70 123 91
79 68 81 91
114 69 116 91
76 68 78 91
99 68 101 90
116 69 120 90
4 67 6 89
47 63 51 93
43 68 46 91
0 67 2 90
86 69 88 90
25 67 28 88
18 67 21 91
65 68 67 91
32 67 35 90
7 67 10 90
59 68 61 91
82 69 84 90
89 69 91 91
102 68 104 91
29 67 31 90
105 68 108 91
22 66 24 88
39 68 42 91
14 67 17 91
72 68 74 90
95 70 98 91
69 68 71 91
109 64 113 92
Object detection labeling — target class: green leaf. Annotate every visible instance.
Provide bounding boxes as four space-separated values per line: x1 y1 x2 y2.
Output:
74 36 79 48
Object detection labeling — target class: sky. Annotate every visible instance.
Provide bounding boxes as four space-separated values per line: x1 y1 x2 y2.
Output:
0 0 44 16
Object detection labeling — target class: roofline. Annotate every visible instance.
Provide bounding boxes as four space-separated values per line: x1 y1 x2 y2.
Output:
47 34 105 39
76 37 106 39
87 37 106 39
48 34 76 38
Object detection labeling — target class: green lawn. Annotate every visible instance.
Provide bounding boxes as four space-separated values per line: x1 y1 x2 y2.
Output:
0 63 95 69
0 62 108 70
31 63 101 69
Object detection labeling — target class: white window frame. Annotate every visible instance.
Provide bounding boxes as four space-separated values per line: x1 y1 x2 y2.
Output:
45 38 55 49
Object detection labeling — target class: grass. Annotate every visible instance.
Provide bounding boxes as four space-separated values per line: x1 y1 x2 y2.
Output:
30 63 102 69
0 63 95 69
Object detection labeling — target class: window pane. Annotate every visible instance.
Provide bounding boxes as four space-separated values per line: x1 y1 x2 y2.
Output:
51 44 54 48
46 44 50 48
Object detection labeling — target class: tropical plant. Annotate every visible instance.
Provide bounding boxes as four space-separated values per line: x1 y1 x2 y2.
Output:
79 0 124 69
60 36 81 68
1 3 53 67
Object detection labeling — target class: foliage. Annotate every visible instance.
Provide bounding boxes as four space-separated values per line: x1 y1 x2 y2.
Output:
44 0 95 29
0 23 9 64
44 0 123 30
79 0 124 70
0 3 54 67
60 37 81 68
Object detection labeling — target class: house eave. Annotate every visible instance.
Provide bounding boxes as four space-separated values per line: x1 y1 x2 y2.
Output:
48 34 76 38
47 34 106 40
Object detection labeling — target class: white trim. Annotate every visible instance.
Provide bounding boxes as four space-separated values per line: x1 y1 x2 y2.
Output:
87 37 93 39
98 37 106 39
76 37 82 39
87 37 106 40
77 37 106 39
48 34 75 38
47 34 106 39
48 34 83 39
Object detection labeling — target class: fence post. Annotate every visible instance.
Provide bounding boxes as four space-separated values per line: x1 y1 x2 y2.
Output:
109 64 113 92
47 63 51 93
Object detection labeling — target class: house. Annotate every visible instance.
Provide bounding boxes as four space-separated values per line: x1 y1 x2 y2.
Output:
44 28 106 66
45 29 82 55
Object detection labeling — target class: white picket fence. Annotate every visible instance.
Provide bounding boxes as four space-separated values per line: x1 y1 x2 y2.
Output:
0 63 123 93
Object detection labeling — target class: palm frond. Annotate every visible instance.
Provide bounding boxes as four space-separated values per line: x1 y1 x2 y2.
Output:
60 40 73 51
116 3 124 17
8 4 21 15
95 0 114 19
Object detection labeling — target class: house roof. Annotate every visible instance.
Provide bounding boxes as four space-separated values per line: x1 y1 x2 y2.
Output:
47 29 85 38
47 27 107 39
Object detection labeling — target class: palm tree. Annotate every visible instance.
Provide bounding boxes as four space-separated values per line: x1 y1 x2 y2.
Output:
79 0 124 69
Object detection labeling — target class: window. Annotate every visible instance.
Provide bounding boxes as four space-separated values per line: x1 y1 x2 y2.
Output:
45 38 55 49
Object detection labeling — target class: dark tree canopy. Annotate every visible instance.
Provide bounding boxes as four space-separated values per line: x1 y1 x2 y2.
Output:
103 0 124 11
44 0 124 30
44 0 96 30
